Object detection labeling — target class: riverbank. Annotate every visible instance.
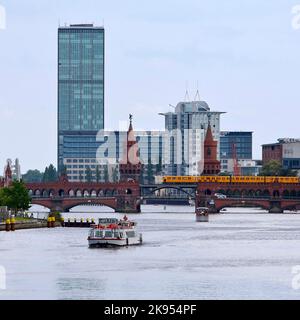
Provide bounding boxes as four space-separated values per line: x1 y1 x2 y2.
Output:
0 220 61 231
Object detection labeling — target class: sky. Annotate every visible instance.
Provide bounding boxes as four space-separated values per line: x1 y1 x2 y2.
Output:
0 0 300 173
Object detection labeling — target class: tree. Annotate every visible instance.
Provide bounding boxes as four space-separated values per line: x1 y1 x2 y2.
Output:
104 165 109 183
22 170 43 183
43 164 58 182
96 165 101 183
259 160 298 177
43 167 49 182
85 166 92 183
0 181 31 213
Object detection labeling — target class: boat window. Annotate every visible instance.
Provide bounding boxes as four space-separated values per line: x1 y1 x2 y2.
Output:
95 230 103 238
126 231 136 238
113 231 120 238
105 231 113 237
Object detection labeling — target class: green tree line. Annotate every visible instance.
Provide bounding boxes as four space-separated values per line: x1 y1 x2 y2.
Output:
0 181 31 213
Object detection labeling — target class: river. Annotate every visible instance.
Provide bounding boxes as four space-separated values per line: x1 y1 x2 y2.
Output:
1 205 300 300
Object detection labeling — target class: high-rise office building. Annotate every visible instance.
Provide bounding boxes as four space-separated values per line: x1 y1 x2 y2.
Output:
58 24 105 177
160 99 225 176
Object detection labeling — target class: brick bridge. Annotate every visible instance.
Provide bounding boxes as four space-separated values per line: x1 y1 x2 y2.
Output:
26 180 141 213
196 182 300 213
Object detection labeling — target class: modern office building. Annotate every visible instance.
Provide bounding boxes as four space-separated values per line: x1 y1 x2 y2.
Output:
220 131 253 160
58 24 105 177
220 131 253 174
160 99 225 176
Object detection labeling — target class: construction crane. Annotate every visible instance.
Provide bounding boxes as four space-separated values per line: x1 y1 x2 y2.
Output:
232 143 241 176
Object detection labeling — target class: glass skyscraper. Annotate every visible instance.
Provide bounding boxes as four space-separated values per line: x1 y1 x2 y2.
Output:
58 24 105 177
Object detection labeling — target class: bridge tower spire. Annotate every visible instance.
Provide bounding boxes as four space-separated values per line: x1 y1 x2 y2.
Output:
202 120 220 175
119 114 142 182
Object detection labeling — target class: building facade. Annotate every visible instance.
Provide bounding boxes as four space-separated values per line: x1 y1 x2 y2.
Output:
220 132 252 160
58 24 105 176
220 131 253 174
262 138 300 172
262 143 283 165
161 100 225 176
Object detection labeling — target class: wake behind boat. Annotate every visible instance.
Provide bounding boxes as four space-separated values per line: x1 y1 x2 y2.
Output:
88 217 143 248
196 207 209 222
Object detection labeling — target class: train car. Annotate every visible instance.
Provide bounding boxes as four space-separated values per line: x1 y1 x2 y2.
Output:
162 175 300 184
278 177 299 184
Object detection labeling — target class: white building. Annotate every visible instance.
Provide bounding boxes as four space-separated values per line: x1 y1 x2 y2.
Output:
160 99 225 176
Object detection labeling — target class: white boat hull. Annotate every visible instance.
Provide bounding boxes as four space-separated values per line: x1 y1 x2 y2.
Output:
88 236 142 247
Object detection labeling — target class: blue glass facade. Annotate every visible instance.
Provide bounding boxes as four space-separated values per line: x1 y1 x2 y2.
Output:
58 24 105 173
283 159 300 170
220 132 253 160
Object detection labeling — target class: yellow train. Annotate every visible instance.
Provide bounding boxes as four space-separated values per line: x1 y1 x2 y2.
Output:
162 176 300 184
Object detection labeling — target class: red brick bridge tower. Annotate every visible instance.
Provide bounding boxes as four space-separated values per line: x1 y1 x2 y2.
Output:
202 120 220 175
119 114 142 182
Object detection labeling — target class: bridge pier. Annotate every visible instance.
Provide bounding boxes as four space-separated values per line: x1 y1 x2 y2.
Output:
269 201 283 213
116 197 141 214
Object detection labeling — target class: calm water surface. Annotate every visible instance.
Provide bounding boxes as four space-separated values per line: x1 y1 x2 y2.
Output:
1 206 300 300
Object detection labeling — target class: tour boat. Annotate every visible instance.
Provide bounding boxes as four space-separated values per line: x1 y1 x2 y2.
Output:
88 217 143 248
196 207 209 222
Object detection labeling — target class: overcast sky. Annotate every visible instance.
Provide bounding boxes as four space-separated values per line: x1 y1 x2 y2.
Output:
0 0 300 173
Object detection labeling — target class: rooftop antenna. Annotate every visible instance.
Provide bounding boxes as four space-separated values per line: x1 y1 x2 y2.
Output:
184 81 190 102
194 81 201 101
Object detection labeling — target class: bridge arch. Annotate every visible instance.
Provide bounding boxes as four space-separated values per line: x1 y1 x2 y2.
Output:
290 190 297 198
216 200 270 212
58 189 65 197
263 190 270 197
233 189 241 197
273 190 280 198
283 190 290 199
145 186 195 197
63 200 117 212
90 190 97 197
76 189 82 197
83 190 90 197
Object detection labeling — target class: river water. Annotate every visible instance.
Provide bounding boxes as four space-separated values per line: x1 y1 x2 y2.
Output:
1 205 300 300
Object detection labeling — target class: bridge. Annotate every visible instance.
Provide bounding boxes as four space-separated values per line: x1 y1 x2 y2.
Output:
26 180 141 213
24 179 300 214
195 182 300 213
